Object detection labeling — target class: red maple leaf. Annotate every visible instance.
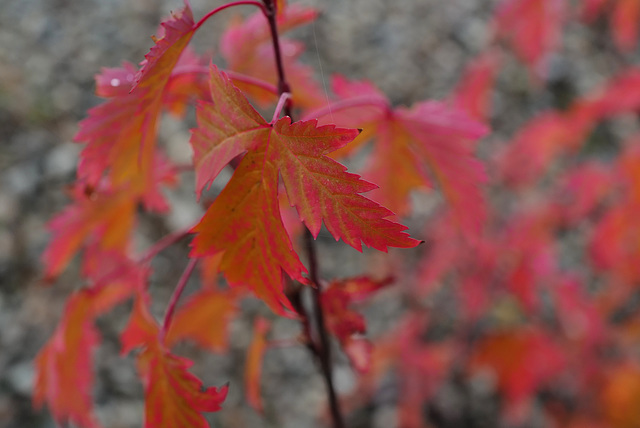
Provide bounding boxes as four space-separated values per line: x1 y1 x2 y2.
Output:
189 66 419 313
75 2 195 198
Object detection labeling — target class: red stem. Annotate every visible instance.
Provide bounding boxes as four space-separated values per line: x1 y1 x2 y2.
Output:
160 258 198 341
194 1 267 32
171 66 279 95
225 70 278 95
271 92 292 123
302 96 391 121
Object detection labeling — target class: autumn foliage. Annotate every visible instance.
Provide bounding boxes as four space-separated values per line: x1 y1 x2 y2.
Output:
34 0 640 427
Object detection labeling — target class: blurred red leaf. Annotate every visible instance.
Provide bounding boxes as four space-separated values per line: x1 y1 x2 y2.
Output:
493 0 566 78
74 2 194 200
470 328 566 410
451 50 502 123
317 76 488 234
322 276 394 372
121 297 228 428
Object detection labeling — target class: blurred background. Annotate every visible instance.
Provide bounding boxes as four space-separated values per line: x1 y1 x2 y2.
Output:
1 0 638 427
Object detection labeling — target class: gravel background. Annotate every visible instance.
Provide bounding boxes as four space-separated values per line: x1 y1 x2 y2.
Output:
0 0 630 427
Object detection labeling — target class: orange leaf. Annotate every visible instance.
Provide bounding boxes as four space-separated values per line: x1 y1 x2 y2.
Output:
162 47 211 117
611 0 640 52
470 328 566 408
164 288 237 352
601 362 640 428
245 317 271 413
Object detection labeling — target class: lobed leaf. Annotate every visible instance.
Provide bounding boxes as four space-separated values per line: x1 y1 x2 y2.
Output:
190 66 418 313
75 1 195 196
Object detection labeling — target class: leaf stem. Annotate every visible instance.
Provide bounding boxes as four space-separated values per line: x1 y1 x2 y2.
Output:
194 1 267 32
160 258 198 341
302 96 392 121
171 66 279 95
139 228 192 264
262 1 345 426
271 92 292 123
226 71 279 95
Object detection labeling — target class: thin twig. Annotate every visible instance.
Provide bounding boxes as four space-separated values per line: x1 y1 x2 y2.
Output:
159 258 198 341
271 92 292 123
194 1 267 32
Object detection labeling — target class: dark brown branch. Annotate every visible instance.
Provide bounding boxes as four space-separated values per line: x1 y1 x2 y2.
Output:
261 1 345 427
305 230 345 428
